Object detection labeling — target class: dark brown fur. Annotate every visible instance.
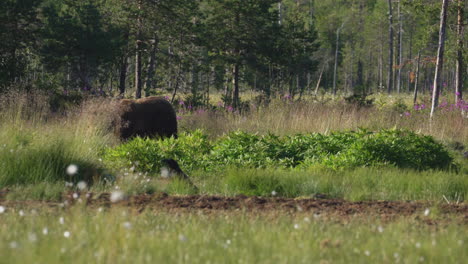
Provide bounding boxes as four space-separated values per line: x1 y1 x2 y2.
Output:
116 96 177 140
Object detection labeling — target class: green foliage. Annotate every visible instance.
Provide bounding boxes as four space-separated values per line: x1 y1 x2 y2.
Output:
0 96 109 188
0 128 105 188
5 182 64 201
323 130 454 170
199 167 467 201
103 130 211 173
104 129 456 173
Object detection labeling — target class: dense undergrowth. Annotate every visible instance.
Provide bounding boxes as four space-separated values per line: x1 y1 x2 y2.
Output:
103 129 457 173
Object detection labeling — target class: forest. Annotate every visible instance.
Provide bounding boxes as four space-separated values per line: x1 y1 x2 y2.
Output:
1 0 466 108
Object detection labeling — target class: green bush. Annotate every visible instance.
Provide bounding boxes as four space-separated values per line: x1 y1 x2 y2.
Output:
320 130 454 170
103 129 456 173
103 130 211 173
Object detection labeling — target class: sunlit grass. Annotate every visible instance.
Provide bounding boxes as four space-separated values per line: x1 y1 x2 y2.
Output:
180 92 468 145
0 206 465 263
0 91 115 188
190 167 467 201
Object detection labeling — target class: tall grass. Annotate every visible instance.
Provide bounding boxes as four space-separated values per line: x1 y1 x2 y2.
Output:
0 91 114 188
181 96 468 145
0 207 465 263
189 167 467 201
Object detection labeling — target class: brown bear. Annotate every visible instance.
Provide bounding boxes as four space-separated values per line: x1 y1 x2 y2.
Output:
116 96 178 140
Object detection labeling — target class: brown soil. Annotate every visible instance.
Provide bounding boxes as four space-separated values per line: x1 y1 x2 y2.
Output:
1 192 467 222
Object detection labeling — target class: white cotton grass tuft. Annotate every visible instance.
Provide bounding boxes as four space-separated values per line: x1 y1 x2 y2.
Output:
271 190 277 196
178 234 187 242
28 233 38 243
59 216 65 225
110 191 125 203
77 181 87 190
64 231 71 238
66 164 79 175
378 226 384 233
161 167 170 178
9 241 18 249
424 208 430 216
0 206 5 214
42 228 48 235
122 221 132 229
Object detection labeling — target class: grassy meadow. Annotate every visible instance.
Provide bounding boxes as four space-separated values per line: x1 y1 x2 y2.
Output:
0 90 467 263
0 206 466 264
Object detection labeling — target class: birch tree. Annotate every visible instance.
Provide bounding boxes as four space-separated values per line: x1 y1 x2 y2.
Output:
387 0 394 94
430 0 449 118
455 0 464 103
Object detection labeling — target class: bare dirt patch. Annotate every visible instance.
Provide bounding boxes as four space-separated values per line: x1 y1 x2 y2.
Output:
2 192 467 222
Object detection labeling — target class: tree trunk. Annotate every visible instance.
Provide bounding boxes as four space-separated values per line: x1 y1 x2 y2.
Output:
223 67 231 107
144 36 158 97
171 63 182 103
396 1 403 93
430 0 449 118
413 51 421 105
387 0 394 94
379 36 383 90
333 23 344 96
314 65 325 96
119 55 128 97
134 0 143 99
233 63 240 108
455 0 464 102
407 29 413 93
119 32 130 97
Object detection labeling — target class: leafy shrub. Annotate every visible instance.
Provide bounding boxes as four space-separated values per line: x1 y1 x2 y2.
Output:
103 130 211 173
103 129 456 173
319 130 455 170
210 132 282 168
